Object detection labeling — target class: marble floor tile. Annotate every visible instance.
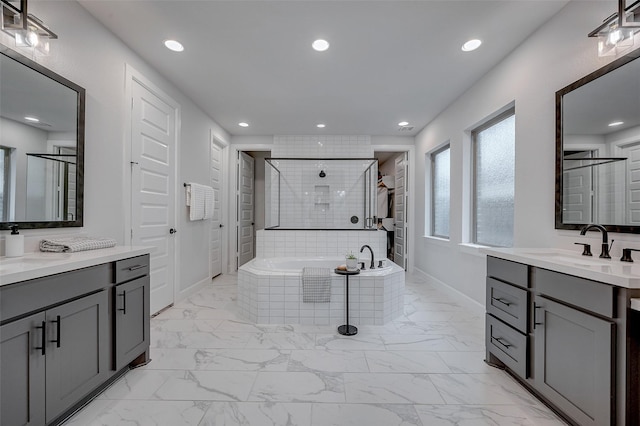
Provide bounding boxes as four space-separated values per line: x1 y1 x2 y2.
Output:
60 273 568 426
436 351 499 374
63 400 210 426
199 401 313 426
343 373 445 404
429 373 540 406
381 334 458 351
414 404 568 425
150 330 251 349
288 349 369 373
245 332 317 350
311 403 422 426
315 333 386 350
154 370 257 401
248 371 345 403
150 319 223 333
365 350 452 373
97 369 176 400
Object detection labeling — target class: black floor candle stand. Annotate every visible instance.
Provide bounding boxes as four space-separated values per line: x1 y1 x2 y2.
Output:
335 268 360 336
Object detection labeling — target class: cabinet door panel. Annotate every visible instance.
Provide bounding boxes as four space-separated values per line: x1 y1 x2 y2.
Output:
114 275 150 370
534 296 614 426
0 313 46 426
45 290 109 423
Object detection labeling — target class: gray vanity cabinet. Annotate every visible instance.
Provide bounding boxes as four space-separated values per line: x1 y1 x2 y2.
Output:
0 253 150 426
0 312 46 426
534 296 614 426
44 290 109 423
114 275 150 370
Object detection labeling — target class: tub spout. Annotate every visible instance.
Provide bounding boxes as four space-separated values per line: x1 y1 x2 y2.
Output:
360 245 375 270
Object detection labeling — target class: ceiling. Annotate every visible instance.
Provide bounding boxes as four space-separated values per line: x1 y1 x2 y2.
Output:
79 0 569 137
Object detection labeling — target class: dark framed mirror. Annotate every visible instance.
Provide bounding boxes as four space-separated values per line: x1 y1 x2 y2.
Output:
556 47 640 233
0 44 85 230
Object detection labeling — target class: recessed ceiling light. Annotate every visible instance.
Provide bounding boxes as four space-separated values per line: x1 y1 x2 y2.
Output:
238 122 249 127
608 121 624 127
317 124 326 128
164 39 184 52
312 39 330 52
24 116 39 122
398 121 409 126
461 39 482 52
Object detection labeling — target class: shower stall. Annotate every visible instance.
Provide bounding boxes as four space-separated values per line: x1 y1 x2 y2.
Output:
264 158 378 230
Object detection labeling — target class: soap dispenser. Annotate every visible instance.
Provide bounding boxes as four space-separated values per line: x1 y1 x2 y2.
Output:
6 225 24 257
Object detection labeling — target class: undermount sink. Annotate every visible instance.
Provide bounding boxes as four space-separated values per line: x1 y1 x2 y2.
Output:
526 251 607 266
0 253 72 274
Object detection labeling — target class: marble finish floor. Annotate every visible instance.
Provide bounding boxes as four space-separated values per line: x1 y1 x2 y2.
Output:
64 273 567 425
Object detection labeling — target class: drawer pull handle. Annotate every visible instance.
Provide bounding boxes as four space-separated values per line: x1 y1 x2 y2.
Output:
534 303 543 329
491 297 512 307
127 264 145 271
492 336 512 349
35 321 46 355
50 315 61 348
118 291 127 315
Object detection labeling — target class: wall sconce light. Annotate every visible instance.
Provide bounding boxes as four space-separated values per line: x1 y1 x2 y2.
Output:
1 0 57 55
589 0 640 56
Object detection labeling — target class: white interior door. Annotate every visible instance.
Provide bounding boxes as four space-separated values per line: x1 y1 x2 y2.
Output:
394 153 408 269
210 140 224 278
237 152 254 267
622 142 640 225
131 79 177 314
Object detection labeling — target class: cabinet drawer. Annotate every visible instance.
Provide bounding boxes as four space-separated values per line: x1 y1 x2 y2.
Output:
534 268 614 318
115 255 150 284
487 256 528 288
486 314 528 379
487 277 528 333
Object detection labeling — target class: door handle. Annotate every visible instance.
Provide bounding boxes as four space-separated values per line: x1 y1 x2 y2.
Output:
50 315 61 348
118 290 127 315
35 321 46 356
534 303 543 329
169 228 177 234
219 224 224 228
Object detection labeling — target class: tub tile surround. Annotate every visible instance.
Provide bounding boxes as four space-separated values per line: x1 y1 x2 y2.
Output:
237 267 404 325
62 273 567 426
249 230 399 325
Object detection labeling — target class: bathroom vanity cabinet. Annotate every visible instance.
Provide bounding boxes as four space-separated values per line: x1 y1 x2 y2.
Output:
485 254 640 426
0 250 150 426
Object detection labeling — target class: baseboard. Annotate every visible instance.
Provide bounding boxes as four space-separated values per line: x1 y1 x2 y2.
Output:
412 266 485 314
176 276 212 303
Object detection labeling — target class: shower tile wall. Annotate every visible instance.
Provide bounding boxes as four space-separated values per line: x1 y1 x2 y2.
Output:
273 135 372 158
256 230 386 259
271 136 374 229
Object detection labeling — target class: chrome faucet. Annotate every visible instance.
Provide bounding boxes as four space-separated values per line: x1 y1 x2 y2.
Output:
579 224 611 259
360 245 375 269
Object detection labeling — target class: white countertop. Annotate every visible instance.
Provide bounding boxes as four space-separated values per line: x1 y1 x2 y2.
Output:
482 247 640 289
0 246 153 286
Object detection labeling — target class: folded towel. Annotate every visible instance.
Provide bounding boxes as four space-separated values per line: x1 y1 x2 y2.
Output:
302 267 332 303
40 236 117 253
186 182 214 221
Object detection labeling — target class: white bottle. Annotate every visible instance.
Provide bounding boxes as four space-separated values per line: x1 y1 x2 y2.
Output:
5 225 24 257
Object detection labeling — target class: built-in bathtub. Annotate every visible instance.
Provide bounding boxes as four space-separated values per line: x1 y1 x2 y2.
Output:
237 257 405 325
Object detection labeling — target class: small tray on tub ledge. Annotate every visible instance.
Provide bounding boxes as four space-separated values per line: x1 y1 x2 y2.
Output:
334 268 360 275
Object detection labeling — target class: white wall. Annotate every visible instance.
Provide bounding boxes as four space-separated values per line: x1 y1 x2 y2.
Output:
1 1 230 296
414 1 639 304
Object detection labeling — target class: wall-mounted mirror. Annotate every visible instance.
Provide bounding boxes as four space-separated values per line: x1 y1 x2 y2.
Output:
556 48 640 233
0 45 85 230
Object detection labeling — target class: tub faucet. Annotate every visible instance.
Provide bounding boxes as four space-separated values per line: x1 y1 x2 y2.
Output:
360 245 375 269
579 224 611 259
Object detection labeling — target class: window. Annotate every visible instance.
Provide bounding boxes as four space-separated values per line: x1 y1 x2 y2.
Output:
472 110 515 247
430 144 450 238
